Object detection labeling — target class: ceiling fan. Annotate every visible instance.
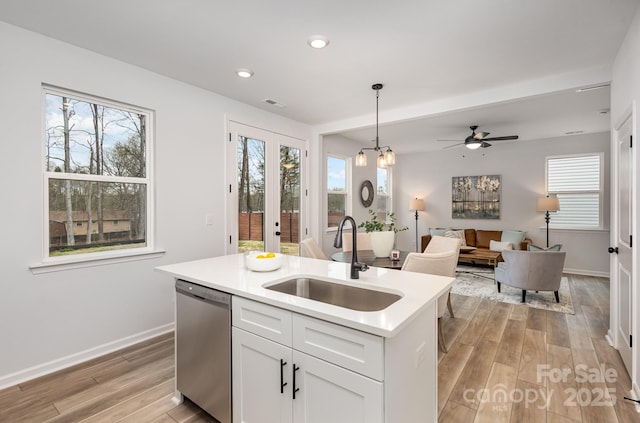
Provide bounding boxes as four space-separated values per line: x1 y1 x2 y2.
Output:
439 125 519 150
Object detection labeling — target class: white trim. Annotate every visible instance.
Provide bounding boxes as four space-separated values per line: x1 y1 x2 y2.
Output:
0 323 174 390
30 248 165 274
563 268 610 278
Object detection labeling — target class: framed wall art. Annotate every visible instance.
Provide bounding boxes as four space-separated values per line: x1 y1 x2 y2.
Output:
452 175 501 219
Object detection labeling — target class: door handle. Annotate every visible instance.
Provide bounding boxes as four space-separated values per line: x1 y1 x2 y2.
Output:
280 359 287 393
292 364 300 399
608 247 619 254
275 231 281 236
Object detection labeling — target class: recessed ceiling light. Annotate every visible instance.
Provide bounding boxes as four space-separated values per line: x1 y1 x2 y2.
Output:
236 68 254 78
307 35 329 49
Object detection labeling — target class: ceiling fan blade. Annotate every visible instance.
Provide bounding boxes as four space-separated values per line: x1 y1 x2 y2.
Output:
482 135 519 141
442 143 464 149
474 131 490 140
481 142 492 148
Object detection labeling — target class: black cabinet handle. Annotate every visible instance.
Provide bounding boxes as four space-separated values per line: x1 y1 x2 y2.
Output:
275 231 281 236
293 364 300 399
280 359 287 393
608 247 619 254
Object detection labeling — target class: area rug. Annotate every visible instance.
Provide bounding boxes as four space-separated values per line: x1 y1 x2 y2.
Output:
451 265 575 314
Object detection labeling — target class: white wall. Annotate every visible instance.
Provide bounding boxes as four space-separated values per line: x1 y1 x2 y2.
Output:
611 5 640 398
0 22 310 386
391 133 611 276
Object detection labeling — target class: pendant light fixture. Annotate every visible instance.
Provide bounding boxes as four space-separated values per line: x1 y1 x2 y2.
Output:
355 83 395 168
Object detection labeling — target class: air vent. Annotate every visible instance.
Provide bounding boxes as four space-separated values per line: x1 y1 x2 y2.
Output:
263 98 286 108
565 130 585 135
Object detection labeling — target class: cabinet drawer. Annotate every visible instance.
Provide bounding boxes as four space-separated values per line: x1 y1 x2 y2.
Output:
292 314 384 381
232 297 292 345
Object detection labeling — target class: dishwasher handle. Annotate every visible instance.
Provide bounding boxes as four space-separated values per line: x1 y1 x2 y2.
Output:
175 279 231 306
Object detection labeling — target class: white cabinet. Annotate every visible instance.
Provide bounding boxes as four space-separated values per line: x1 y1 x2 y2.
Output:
232 327 292 423
232 297 383 423
291 350 383 423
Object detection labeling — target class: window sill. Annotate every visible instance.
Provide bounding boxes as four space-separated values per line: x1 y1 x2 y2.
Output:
540 226 609 233
30 248 166 274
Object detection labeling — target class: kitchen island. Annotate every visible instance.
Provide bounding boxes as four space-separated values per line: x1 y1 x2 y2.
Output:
156 253 453 423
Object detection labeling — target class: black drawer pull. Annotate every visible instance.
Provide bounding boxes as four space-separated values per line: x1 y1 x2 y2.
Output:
280 359 287 393
293 364 300 399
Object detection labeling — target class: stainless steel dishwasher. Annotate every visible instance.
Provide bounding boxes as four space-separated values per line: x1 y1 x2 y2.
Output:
175 279 231 423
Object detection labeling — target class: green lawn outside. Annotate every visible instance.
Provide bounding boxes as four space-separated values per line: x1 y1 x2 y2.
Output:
239 240 299 256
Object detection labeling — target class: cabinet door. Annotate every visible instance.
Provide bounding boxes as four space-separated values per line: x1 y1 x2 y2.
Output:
291 350 383 423
232 328 293 423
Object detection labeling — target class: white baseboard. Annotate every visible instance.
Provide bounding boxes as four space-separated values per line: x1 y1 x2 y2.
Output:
563 268 610 278
0 323 174 390
605 330 615 347
631 383 640 412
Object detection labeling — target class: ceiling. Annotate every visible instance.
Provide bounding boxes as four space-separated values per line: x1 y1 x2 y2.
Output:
0 0 636 152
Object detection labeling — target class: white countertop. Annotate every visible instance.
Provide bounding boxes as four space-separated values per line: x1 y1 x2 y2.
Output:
156 253 454 337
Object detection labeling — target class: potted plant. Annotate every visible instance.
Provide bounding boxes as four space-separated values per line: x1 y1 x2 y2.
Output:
359 210 408 257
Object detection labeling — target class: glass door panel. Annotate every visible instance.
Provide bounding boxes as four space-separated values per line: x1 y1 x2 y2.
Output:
237 136 266 253
279 145 301 256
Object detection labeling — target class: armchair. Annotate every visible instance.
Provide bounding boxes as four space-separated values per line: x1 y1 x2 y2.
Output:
495 250 566 303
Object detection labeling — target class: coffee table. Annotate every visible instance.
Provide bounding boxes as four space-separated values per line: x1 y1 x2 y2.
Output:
457 250 502 281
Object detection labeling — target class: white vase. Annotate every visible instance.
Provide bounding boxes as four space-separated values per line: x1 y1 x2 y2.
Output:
370 231 395 257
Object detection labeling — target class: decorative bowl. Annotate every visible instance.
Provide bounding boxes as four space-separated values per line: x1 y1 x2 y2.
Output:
245 252 284 272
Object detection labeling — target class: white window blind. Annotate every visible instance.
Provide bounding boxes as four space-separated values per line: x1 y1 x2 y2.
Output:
546 154 602 228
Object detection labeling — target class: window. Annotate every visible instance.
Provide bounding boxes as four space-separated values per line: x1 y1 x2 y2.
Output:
545 153 603 229
327 155 349 229
376 166 392 221
43 86 153 260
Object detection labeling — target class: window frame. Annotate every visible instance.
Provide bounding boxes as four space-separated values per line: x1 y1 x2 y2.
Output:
545 152 604 230
326 154 351 231
376 165 393 221
35 85 159 271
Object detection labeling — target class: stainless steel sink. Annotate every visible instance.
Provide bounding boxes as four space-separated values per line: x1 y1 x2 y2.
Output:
264 277 401 311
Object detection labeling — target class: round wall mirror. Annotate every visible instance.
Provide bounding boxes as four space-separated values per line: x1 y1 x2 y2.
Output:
360 180 374 207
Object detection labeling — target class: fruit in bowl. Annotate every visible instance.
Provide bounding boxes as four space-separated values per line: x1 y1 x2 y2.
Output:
245 251 283 271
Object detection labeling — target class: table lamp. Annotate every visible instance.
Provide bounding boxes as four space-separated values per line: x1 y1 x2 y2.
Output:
537 196 560 248
410 198 425 252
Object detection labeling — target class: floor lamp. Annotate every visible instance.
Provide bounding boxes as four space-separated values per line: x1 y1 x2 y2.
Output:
537 196 560 248
410 198 425 252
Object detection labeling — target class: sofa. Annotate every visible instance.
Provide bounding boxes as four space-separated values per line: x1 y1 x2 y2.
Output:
421 229 531 265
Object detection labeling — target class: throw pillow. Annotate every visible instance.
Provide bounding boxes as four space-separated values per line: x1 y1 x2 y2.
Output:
528 243 563 251
444 230 467 246
429 228 448 237
501 230 527 250
489 240 513 251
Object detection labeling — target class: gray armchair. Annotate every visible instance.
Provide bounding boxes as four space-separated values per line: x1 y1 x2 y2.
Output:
495 250 566 303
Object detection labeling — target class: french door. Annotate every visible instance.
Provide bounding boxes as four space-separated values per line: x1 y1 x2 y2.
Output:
227 121 307 256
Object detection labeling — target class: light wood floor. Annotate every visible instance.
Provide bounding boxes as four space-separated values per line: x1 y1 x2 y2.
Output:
438 274 639 422
0 274 637 422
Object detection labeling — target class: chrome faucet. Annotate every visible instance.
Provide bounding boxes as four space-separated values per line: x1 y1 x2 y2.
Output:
333 216 369 279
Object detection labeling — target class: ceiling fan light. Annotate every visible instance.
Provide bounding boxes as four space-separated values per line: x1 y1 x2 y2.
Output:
466 141 482 150
355 150 367 167
384 148 395 166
